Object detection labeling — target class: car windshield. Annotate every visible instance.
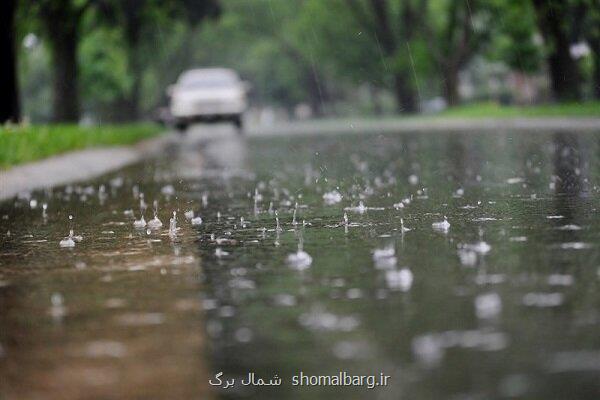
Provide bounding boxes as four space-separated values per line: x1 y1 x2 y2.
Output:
179 71 237 89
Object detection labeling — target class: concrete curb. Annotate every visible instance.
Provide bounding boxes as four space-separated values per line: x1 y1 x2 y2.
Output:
0 133 174 201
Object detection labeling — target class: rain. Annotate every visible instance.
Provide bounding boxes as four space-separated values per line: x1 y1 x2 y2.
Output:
1 0 600 399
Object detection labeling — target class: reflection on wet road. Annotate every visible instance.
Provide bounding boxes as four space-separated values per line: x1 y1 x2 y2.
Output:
1 125 600 399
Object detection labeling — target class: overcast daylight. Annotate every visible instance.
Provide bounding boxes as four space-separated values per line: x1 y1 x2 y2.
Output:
1 1 600 399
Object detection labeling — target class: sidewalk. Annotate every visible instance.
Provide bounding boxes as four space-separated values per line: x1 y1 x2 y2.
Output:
0 133 173 201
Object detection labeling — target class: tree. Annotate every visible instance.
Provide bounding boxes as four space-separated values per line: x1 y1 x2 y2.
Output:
306 0 493 109
197 0 332 116
424 0 494 106
581 0 600 99
531 0 582 101
26 0 96 122
488 0 542 75
344 0 422 113
303 0 425 113
0 0 20 123
99 0 220 120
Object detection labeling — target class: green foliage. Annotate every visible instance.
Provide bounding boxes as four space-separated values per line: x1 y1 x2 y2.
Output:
301 0 386 85
14 0 600 121
0 123 161 168
486 0 541 72
80 27 132 105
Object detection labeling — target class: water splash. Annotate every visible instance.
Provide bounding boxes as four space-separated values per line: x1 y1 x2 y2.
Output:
286 234 312 270
59 234 76 248
292 202 298 226
133 214 146 229
169 211 178 237
59 215 82 247
139 193 147 212
49 292 67 320
275 210 282 232
432 216 450 233
372 245 397 269
161 184 175 196
385 268 413 291
345 201 367 214
400 218 411 233
147 200 163 230
215 248 229 258
475 292 502 319
344 201 384 214
134 194 147 228
323 190 343 205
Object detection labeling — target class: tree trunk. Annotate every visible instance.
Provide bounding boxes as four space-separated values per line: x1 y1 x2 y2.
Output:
45 7 81 123
591 40 600 99
443 65 460 107
0 0 20 123
304 64 325 117
532 0 581 101
394 74 417 113
123 6 142 121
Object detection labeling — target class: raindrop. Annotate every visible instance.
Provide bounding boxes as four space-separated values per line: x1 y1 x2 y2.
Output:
474 292 502 319
286 235 312 270
385 268 413 291
275 210 282 232
133 215 146 229
169 211 178 237
400 218 411 233
215 248 229 258
161 184 175 196
432 216 450 233
323 190 343 205
292 202 298 226
147 200 163 230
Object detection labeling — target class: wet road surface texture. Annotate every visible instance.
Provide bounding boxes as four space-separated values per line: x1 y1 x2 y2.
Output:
1 125 600 399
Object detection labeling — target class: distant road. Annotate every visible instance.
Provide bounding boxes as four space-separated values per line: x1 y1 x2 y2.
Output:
247 117 600 137
3 116 600 201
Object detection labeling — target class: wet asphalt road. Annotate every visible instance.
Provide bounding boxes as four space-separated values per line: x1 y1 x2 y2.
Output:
1 123 600 400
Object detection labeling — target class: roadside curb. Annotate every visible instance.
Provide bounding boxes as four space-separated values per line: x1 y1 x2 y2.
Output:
0 132 174 201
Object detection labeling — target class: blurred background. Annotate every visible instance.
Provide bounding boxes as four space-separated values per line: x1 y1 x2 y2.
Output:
1 0 600 125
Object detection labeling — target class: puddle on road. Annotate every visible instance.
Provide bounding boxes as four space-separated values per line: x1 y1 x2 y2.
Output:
1 130 600 399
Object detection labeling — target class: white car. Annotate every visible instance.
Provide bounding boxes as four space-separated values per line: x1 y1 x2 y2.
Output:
168 68 249 132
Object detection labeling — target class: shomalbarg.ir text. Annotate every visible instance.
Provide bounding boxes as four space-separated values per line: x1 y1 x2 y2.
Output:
292 371 391 389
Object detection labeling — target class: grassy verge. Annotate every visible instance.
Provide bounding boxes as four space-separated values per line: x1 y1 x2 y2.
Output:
0 123 163 169
438 101 600 118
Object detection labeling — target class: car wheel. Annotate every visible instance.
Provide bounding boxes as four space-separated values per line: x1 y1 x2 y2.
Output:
175 121 188 133
233 116 243 133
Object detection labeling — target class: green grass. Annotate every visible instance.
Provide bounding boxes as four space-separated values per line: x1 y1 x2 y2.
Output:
438 101 600 118
0 123 163 169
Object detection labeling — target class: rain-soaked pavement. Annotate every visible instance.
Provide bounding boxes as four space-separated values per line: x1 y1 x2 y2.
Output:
1 125 600 399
